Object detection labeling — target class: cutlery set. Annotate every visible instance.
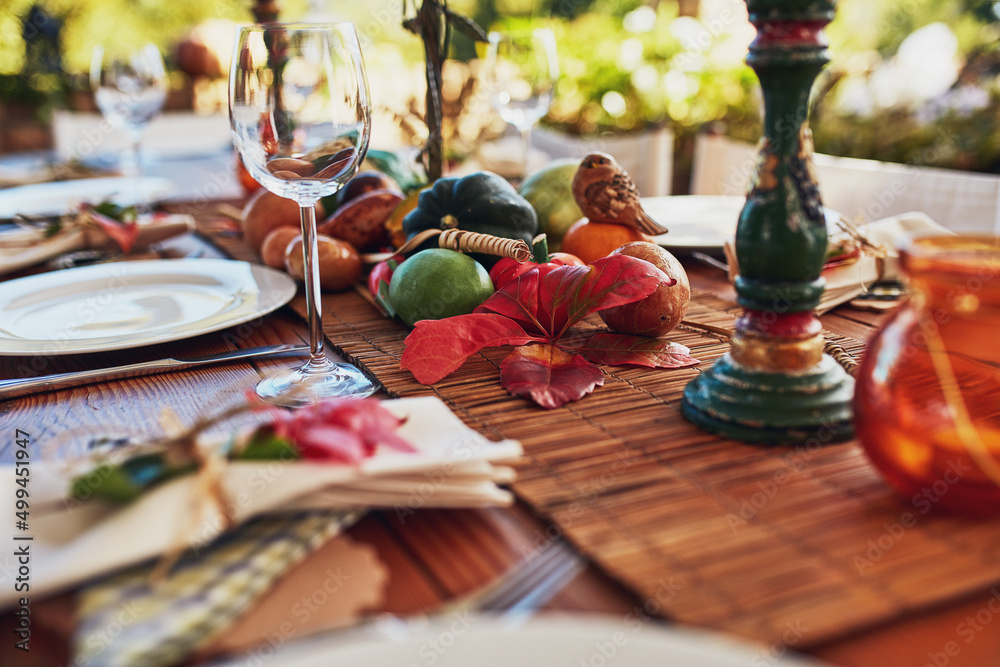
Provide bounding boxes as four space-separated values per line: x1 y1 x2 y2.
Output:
0 344 308 400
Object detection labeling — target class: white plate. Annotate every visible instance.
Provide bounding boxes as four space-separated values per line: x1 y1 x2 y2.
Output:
643 195 841 253
225 614 824 666
0 176 176 217
0 258 297 356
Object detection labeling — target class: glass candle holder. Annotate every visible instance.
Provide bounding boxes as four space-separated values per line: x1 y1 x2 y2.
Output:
854 236 1000 516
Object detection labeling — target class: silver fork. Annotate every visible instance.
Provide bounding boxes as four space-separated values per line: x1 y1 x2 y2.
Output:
447 537 587 615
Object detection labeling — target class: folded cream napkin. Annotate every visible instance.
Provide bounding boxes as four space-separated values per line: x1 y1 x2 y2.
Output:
724 212 952 314
0 213 195 277
0 396 522 607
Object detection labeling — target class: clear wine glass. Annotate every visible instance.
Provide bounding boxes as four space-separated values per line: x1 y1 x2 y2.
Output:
90 43 168 219
230 23 375 406
484 27 559 179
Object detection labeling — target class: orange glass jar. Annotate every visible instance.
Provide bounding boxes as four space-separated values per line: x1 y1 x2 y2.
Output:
854 236 1000 517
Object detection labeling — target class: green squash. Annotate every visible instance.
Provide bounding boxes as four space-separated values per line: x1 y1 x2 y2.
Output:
401 171 538 268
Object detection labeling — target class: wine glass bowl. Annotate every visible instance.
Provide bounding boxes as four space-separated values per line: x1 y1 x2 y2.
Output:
230 25 369 199
90 43 168 217
484 27 559 178
230 23 375 406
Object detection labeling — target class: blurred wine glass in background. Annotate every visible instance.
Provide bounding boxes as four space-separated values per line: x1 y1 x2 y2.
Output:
90 43 168 219
484 27 559 180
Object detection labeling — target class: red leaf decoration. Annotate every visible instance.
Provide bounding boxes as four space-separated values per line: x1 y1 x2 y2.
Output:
540 255 668 337
401 254 688 407
474 269 546 336
499 344 605 409
570 333 701 369
401 313 545 384
477 254 668 339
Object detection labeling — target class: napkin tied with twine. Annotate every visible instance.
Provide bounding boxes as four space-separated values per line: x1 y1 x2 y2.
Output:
0 397 520 610
0 211 194 277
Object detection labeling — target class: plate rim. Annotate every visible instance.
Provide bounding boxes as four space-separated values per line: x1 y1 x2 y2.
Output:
0 175 177 217
642 194 840 251
229 612 822 667
0 258 297 356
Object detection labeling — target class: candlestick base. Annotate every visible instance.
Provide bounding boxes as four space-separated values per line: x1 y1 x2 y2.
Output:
682 353 854 444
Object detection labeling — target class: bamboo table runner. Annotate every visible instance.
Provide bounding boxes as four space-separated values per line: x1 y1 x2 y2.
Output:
212 230 1000 648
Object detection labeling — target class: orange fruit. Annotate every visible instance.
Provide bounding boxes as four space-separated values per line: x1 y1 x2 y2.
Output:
242 189 326 252
559 219 647 264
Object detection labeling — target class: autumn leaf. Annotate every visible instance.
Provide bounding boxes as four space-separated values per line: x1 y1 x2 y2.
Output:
472 267 546 335
546 256 669 336
400 254 685 409
401 313 545 384
569 333 700 369
499 343 604 409
477 255 668 338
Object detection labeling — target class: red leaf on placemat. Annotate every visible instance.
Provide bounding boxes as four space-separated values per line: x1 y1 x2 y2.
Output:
474 268 545 336
539 255 668 337
401 313 545 384
477 254 667 338
401 254 678 407
499 343 604 409
570 333 701 369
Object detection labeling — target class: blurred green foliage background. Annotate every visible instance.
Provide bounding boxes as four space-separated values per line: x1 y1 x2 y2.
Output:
1 0 998 173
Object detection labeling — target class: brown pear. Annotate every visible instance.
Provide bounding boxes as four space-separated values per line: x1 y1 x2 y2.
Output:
599 242 690 337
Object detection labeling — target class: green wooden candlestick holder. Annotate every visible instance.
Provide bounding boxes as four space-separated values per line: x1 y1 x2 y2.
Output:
682 0 854 444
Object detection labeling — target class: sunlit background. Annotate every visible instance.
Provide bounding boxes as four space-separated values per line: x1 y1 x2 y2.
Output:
1 0 999 187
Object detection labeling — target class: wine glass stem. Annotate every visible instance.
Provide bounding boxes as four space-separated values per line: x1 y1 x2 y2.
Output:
299 202 327 365
520 125 532 180
127 128 150 220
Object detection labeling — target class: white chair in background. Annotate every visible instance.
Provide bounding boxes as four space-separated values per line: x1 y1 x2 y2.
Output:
531 125 674 196
691 133 1000 234
690 133 758 199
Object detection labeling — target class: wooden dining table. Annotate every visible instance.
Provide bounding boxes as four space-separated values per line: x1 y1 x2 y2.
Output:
2 195 1000 667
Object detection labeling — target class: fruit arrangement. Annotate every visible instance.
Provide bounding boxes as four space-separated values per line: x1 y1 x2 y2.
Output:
239 150 696 408
241 164 537 321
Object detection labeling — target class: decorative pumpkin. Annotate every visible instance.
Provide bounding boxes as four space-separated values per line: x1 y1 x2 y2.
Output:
401 171 538 268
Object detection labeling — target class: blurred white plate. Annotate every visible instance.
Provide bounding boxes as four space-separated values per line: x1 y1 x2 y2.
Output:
643 195 841 254
221 614 825 666
0 258 296 356
0 176 175 218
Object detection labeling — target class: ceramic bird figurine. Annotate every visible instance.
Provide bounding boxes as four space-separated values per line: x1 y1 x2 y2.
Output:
571 152 668 236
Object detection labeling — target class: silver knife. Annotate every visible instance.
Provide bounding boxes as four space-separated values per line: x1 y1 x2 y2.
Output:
0 344 309 401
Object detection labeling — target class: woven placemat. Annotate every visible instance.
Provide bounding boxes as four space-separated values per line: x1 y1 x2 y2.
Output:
208 229 1000 647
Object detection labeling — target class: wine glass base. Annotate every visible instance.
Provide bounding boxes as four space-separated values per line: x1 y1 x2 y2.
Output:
256 357 377 407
